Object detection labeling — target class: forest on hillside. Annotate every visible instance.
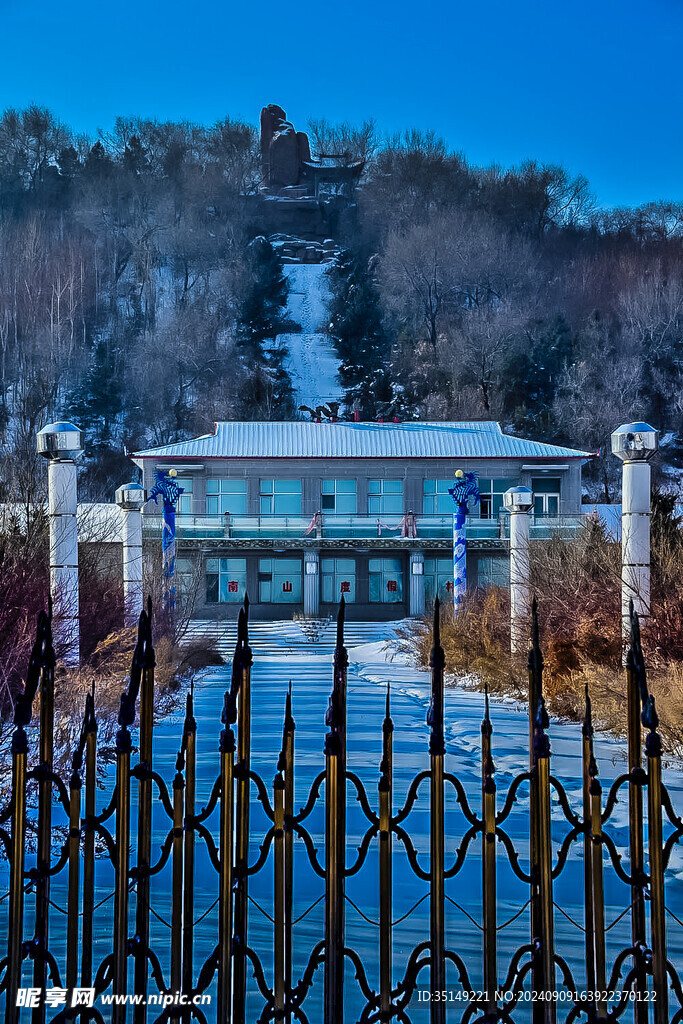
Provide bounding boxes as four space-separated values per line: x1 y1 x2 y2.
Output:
1 106 682 500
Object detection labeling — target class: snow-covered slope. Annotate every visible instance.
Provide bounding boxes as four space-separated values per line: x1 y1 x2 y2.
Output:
276 263 343 409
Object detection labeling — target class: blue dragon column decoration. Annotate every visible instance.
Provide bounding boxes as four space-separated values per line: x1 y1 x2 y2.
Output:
448 470 480 613
148 469 184 614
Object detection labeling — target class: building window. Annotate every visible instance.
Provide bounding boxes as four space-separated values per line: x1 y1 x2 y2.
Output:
368 480 403 516
369 557 403 603
175 556 198 605
206 479 247 516
260 480 302 516
258 558 302 603
477 478 516 519
424 557 453 603
321 479 357 514
474 554 509 588
422 480 454 515
321 558 356 603
206 557 247 604
531 477 561 517
176 478 193 515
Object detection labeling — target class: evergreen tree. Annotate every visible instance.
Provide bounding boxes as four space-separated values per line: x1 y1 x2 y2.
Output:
71 339 123 443
327 251 394 417
235 236 294 417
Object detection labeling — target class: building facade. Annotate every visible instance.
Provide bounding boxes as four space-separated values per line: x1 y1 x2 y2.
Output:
131 421 590 620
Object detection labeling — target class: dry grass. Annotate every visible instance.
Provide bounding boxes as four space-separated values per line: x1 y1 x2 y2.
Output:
406 501 683 755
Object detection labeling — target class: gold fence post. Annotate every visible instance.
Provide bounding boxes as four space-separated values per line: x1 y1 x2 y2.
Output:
171 760 185 1019
481 688 497 1018
113 696 133 1023
33 613 55 1024
528 602 543 1024
644 695 667 1024
134 607 155 1024
182 688 197 1001
324 599 348 1024
233 603 253 1024
281 682 295 1023
428 599 446 1024
581 688 596 1000
588 752 607 1018
627 606 648 1023
218 688 236 1024
81 690 98 989
273 771 286 1021
533 697 555 1024
67 727 85 991
379 684 393 1020
6 721 28 1024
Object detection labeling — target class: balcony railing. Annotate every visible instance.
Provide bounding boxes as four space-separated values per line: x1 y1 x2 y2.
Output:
141 511 591 542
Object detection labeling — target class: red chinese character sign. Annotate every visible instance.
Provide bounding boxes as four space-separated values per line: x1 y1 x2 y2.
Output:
340 581 351 594
387 580 398 593
228 580 239 593
282 581 293 593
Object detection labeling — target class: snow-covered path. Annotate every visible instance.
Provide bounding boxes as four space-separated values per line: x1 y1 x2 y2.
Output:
3 623 682 1021
277 263 343 409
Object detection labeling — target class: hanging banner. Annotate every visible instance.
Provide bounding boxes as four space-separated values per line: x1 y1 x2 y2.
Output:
448 471 480 613
148 469 185 615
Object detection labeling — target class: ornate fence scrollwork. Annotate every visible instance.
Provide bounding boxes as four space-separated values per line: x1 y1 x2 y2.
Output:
0 595 681 1023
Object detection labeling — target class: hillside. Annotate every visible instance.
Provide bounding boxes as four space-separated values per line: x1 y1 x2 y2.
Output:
1 107 683 501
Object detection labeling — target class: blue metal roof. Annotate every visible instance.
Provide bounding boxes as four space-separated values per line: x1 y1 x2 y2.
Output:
131 421 590 462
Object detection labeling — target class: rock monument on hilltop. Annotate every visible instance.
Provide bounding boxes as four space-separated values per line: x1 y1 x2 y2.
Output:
260 105 312 190
259 104 364 199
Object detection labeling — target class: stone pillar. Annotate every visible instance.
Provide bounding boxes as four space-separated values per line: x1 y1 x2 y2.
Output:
304 549 320 617
115 482 147 627
409 550 425 617
37 422 83 665
611 423 659 645
503 487 534 653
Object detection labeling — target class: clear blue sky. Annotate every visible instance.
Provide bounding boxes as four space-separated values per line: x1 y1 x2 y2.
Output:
1 0 681 208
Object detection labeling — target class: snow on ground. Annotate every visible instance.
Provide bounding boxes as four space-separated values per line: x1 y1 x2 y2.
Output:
277 263 343 408
3 621 680 1020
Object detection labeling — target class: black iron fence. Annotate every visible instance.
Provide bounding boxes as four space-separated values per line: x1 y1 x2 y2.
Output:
0 598 682 1023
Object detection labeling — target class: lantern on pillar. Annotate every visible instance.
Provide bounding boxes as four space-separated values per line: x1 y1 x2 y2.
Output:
611 422 659 646
37 421 84 664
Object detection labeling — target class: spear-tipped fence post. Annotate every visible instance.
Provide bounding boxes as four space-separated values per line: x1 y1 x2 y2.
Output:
588 752 607 1017
644 695 667 1024
379 683 394 1019
182 687 197 1001
273 769 286 1021
324 598 347 1024
113 672 136 1021
67 708 88 991
5 641 36 1024
533 696 555 1024
233 601 253 1024
81 687 98 989
134 606 155 1024
33 610 56 1024
277 681 296 1023
527 598 543 1023
171 755 185 1020
218 685 236 1023
428 599 446 1024
627 603 648 1021
581 688 596 999
481 686 497 1018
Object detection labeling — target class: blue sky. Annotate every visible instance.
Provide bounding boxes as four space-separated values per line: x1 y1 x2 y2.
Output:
1 0 681 208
